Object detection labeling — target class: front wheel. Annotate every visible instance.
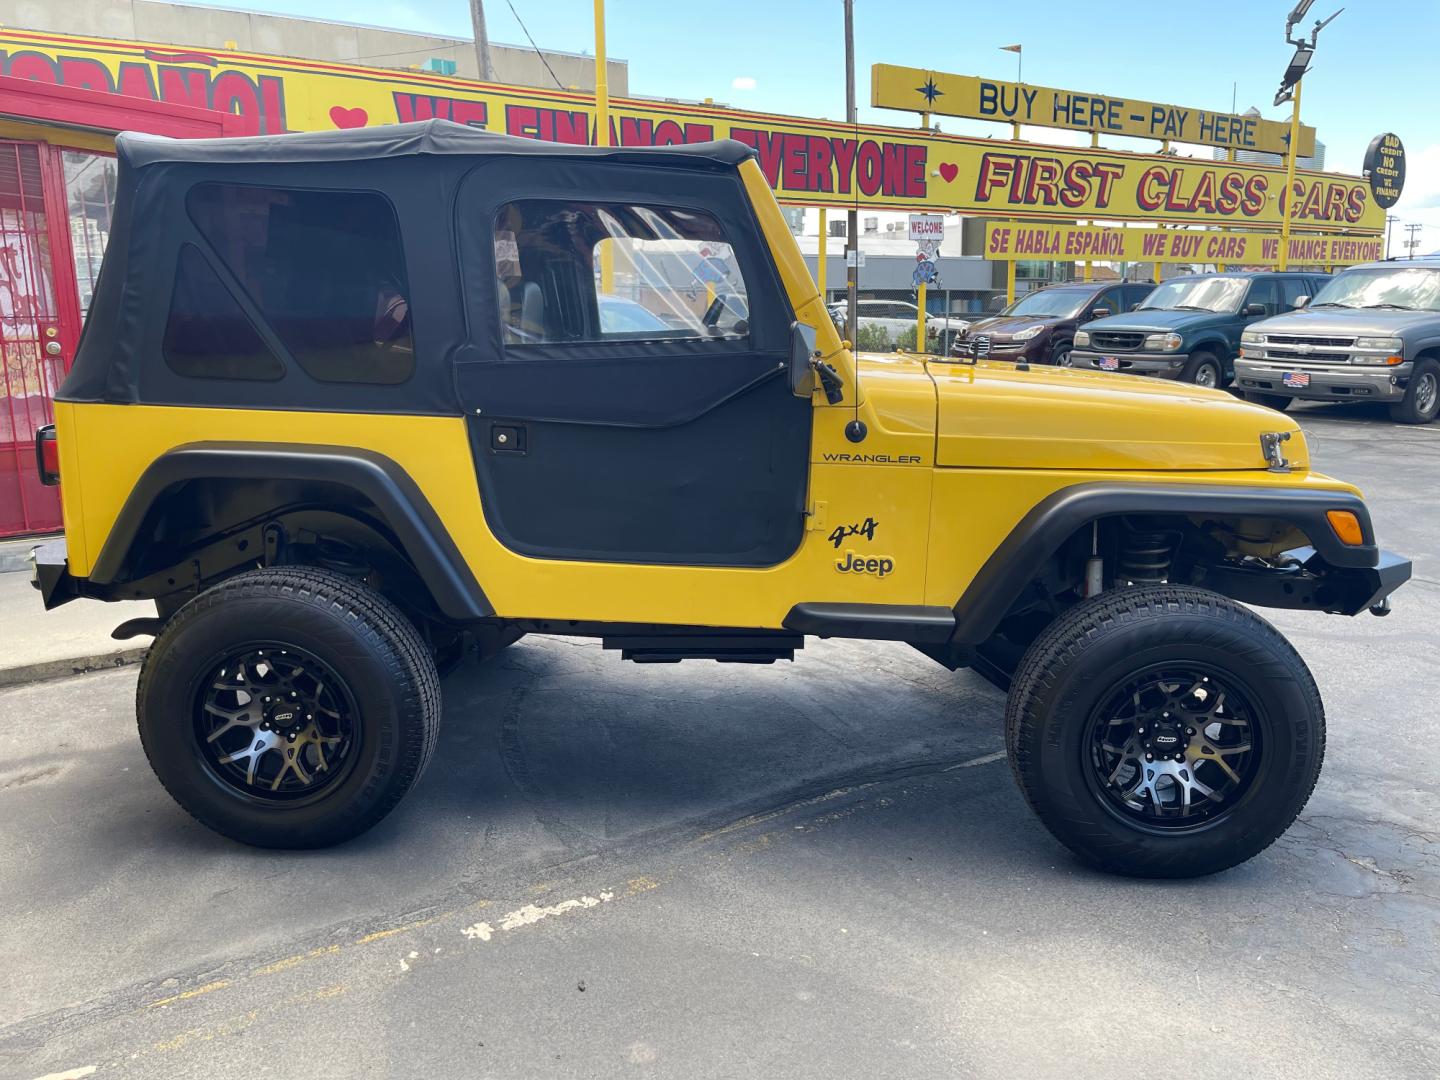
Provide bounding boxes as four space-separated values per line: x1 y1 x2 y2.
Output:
1390 358 1440 424
1005 585 1324 878
137 567 441 848
1180 350 1223 388
1049 341 1074 367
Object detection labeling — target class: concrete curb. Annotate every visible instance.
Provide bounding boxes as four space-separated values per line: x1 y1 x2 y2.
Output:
0 647 149 689
0 545 35 575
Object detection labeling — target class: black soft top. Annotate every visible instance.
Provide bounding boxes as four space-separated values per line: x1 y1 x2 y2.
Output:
116 118 755 171
63 119 773 416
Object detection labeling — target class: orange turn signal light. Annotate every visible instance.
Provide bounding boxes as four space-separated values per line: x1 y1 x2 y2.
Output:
1327 510 1365 546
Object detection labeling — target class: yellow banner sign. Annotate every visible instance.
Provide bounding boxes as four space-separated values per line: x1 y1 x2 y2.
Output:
0 30 1366 230
983 221 1383 266
872 64 1316 159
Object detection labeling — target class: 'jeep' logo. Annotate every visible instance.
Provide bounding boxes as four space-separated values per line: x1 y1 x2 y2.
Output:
1152 733 1180 747
273 710 296 724
837 552 894 577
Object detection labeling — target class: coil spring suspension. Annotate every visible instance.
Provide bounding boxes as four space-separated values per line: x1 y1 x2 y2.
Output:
1119 531 1174 585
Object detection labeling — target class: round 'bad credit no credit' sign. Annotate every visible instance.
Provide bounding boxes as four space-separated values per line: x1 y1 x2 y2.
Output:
1363 133 1405 210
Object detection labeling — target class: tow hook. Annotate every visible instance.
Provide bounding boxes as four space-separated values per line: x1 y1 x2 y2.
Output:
1369 598 1393 617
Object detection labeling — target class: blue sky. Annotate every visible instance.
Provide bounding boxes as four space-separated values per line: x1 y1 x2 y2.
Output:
202 0 1439 238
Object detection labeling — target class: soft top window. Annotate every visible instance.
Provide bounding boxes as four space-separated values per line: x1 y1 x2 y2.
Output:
493 200 750 347
186 183 415 384
163 244 285 381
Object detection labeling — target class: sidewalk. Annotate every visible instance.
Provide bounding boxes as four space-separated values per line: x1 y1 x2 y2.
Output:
0 563 153 687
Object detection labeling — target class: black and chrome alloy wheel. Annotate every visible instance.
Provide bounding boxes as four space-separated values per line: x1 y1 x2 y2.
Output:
1086 666 1261 829
196 645 359 802
1005 585 1324 878
138 567 441 848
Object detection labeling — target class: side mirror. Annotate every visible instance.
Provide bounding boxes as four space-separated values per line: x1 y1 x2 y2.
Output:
1294 295 1310 309
1243 303 1267 317
1089 307 1111 320
791 321 844 403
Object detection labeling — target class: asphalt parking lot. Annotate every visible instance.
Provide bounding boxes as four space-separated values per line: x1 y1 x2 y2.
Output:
2 401 1437 1080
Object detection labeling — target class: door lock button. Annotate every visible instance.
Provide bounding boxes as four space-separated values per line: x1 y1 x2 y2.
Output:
490 425 526 452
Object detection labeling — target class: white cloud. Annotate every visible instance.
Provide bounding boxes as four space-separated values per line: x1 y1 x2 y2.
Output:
1394 143 1440 212
731 76 757 91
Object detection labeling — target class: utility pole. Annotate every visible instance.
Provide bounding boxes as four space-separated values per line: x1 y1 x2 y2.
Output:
1386 214 1399 259
843 0 858 345
1405 222 1422 258
468 0 496 83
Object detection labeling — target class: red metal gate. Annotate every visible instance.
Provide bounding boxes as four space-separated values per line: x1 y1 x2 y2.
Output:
0 141 83 537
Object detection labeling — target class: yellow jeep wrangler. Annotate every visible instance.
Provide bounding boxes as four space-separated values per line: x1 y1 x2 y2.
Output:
32 121 1410 876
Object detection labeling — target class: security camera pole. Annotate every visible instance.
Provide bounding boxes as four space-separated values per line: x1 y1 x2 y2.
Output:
1274 0 1342 271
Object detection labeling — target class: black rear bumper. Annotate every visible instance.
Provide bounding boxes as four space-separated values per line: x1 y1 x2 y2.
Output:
29 538 77 610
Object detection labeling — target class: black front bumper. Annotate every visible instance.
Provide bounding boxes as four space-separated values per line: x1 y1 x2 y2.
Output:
1201 547 1412 617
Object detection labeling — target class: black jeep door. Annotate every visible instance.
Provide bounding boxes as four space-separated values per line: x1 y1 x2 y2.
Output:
453 159 811 567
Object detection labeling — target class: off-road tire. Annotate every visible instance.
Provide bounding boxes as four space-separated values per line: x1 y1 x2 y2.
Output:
1005 585 1324 878
1389 357 1440 424
137 567 441 848
1180 350 1223 388
1242 390 1293 412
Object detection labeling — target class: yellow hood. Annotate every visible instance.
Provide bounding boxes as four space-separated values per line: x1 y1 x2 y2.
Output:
914 359 1305 472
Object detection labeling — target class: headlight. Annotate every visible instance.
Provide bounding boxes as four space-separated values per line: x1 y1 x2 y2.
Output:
1073 330 1090 347
1241 330 1263 345
1144 333 1183 352
1355 336 1403 352
1012 325 1045 341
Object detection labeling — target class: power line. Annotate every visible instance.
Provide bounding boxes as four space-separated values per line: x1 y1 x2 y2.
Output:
503 0 565 89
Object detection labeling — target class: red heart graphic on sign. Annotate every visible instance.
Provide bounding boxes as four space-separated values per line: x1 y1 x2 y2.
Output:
329 106 368 129
938 162 959 183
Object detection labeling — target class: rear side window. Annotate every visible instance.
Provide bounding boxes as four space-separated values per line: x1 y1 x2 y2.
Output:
493 200 750 346
186 183 414 384
163 244 284 381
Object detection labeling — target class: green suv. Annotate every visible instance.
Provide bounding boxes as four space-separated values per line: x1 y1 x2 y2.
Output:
1071 271 1329 387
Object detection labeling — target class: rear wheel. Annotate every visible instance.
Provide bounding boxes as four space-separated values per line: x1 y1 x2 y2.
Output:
1180 350 1222 388
1390 358 1440 424
1242 390 1294 412
1005 585 1324 878
137 567 441 848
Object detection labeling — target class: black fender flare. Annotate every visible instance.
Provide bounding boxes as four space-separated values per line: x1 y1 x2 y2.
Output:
949 481 1378 645
87 442 493 621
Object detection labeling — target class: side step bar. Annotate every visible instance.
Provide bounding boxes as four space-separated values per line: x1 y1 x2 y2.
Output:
602 634 803 664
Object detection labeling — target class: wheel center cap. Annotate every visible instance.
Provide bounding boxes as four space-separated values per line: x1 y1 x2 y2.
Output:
1144 724 1187 758
266 702 303 732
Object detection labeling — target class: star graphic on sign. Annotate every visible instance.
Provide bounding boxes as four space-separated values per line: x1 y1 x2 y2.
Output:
917 77 943 105
1281 131 1292 147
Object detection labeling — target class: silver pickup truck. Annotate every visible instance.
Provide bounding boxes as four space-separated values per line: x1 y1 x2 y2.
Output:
1235 258 1440 424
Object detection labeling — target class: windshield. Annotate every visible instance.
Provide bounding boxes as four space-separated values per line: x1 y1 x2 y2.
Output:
1309 267 1440 312
999 290 1089 319
1138 277 1248 313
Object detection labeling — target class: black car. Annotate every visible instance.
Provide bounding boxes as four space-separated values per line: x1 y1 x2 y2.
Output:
949 281 1154 366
